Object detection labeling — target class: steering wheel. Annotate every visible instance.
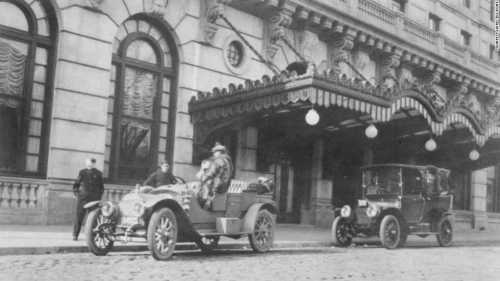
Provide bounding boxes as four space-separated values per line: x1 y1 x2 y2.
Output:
175 176 186 184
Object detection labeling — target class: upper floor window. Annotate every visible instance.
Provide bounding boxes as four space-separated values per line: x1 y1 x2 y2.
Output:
391 0 406 12
429 13 441 32
461 30 471 46
0 0 56 176
490 45 496 59
105 17 177 182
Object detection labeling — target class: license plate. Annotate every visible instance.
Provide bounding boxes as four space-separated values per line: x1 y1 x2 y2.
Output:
358 199 368 207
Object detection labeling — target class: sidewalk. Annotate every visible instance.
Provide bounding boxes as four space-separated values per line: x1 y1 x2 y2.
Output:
0 224 499 256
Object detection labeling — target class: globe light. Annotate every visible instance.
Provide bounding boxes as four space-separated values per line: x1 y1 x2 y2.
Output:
425 138 437 151
469 149 480 161
305 108 320 126
365 124 378 139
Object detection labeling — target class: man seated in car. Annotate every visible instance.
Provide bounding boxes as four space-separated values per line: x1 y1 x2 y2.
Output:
196 143 234 209
142 160 178 190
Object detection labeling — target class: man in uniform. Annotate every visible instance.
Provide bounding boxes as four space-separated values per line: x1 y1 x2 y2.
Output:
72 158 104 241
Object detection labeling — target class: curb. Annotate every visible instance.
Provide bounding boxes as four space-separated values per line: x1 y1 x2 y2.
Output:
0 241 333 256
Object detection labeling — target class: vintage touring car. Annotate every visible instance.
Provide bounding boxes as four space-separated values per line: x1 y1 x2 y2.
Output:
331 164 454 249
83 179 277 260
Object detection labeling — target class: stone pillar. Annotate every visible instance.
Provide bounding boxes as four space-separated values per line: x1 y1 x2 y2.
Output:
471 169 488 230
310 139 334 228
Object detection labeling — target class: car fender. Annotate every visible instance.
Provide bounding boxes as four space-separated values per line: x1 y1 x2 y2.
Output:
241 203 277 233
377 208 407 228
83 201 101 210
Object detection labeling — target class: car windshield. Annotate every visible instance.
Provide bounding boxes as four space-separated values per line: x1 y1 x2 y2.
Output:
363 167 402 197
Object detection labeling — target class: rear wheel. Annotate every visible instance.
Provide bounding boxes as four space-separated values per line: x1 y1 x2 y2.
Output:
436 216 453 247
249 210 274 252
85 209 114 256
147 208 178 261
379 215 403 249
331 216 353 247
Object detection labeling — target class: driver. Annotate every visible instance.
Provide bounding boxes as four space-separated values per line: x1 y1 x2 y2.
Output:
143 160 178 188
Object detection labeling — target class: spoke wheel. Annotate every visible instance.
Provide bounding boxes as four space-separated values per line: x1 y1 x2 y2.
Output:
197 236 220 253
85 209 114 256
379 215 402 249
437 216 453 247
331 216 352 247
147 208 178 261
249 210 275 253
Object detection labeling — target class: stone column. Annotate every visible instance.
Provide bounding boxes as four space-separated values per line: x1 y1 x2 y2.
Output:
471 169 488 230
310 139 334 228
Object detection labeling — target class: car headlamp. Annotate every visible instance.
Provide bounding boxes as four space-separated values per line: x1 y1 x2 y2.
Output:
366 204 379 218
340 205 351 218
101 201 116 217
133 202 146 217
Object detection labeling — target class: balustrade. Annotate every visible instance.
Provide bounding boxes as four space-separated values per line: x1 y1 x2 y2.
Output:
0 181 42 209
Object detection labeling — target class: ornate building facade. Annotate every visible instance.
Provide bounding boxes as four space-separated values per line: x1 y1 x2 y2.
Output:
0 0 499 229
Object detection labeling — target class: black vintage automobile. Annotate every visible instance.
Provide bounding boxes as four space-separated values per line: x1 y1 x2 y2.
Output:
331 164 454 249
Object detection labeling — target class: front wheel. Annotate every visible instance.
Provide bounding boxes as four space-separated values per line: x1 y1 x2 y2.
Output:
147 208 178 261
436 216 453 247
379 215 403 249
249 210 275 252
331 216 353 247
85 209 114 256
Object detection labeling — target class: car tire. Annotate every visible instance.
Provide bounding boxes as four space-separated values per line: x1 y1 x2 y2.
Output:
147 207 178 261
331 216 353 247
85 209 114 256
436 215 453 247
379 214 402 249
249 209 275 253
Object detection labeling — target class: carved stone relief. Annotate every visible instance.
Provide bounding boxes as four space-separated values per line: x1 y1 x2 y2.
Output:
144 0 169 16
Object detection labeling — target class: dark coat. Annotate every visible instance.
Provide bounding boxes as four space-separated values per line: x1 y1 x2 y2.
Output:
73 168 104 200
143 169 177 187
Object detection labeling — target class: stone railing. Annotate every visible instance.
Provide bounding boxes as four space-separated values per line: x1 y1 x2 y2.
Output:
358 0 397 25
403 18 438 43
0 179 45 209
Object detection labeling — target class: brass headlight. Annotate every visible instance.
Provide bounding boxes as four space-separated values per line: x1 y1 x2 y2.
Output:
340 205 351 218
101 201 116 217
366 204 380 218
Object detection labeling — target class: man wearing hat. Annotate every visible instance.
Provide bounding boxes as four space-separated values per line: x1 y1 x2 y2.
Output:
197 142 234 209
72 158 104 240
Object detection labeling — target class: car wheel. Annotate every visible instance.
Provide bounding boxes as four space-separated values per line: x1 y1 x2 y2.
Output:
85 209 114 256
249 209 275 253
331 216 353 247
147 207 178 261
379 214 402 249
436 215 453 247
196 236 220 253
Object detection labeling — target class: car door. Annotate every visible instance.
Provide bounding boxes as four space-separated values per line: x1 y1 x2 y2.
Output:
401 169 425 223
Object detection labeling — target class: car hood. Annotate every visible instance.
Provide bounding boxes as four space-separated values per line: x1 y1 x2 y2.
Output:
358 198 400 209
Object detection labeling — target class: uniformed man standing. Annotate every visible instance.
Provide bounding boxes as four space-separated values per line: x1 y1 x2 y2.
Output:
72 158 104 241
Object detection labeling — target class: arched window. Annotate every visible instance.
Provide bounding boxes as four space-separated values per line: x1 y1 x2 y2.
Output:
0 0 56 175
105 17 177 182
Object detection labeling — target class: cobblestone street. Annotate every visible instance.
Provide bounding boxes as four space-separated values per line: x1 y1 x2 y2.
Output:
1 244 499 281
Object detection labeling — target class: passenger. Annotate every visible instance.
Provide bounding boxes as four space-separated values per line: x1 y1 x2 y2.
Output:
143 160 178 188
197 142 234 209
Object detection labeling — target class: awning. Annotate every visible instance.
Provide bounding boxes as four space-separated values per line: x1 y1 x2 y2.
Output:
189 68 500 151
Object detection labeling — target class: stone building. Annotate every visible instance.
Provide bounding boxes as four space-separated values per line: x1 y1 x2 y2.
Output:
0 0 500 230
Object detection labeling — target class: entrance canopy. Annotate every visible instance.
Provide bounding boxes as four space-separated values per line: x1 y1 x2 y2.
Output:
188 66 500 165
